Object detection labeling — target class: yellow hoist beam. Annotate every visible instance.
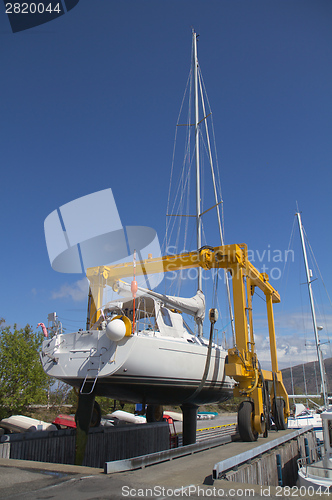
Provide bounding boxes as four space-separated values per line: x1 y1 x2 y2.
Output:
86 244 280 301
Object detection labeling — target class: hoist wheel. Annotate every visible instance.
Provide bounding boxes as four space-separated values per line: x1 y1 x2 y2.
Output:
238 401 258 442
273 398 287 430
146 404 164 422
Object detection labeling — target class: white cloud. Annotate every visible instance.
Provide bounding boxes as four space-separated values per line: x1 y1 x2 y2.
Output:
51 278 89 302
252 309 332 370
255 334 320 370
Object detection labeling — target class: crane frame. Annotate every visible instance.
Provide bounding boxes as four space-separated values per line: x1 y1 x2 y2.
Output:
86 243 289 438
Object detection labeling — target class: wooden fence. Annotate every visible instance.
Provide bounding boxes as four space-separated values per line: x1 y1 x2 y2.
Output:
0 422 169 468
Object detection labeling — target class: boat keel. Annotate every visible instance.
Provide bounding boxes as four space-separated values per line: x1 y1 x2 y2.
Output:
74 390 96 466
181 404 198 445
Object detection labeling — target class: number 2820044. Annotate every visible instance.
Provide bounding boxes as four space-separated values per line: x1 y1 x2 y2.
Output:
5 3 62 14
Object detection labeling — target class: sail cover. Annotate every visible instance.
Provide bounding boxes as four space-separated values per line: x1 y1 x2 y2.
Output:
113 280 205 324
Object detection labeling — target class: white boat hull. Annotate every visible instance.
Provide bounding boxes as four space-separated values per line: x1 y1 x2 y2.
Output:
298 462 332 491
0 415 57 433
296 410 332 492
41 329 233 405
288 413 323 441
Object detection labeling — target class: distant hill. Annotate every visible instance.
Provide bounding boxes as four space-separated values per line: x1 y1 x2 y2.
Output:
281 357 332 396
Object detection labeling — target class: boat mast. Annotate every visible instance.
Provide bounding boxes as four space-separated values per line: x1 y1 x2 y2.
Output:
193 30 202 292
296 211 329 408
192 30 235 340
193 30 203 336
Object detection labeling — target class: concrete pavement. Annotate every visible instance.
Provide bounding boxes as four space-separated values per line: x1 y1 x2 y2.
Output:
0 419 320 500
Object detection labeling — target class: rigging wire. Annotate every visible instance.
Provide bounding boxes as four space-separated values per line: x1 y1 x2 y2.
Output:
277 217 296 388
302 227 332 364
305 231 332 309
198 69 224 205
56 315 86 323
313 361 320 396
278 216 296 309
277 217 300 392
166 130 193 251
164 75 193 264
290 365 295 401
298 242 311 397
212 268 219 310
163 34 231 338
165 67 192 248
253 290 266 303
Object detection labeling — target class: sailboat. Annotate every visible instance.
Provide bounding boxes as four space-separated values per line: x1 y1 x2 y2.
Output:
287 211 329 440
295 214 332 489
40 31 235 443
41 32 289 457
297 407 332 490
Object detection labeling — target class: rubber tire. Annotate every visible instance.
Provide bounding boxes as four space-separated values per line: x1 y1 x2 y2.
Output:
238 401 258 442
273 398 287 430
146 404 164 422
90 400 102 428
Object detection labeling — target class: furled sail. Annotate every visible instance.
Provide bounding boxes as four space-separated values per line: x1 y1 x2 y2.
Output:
112 280 205 324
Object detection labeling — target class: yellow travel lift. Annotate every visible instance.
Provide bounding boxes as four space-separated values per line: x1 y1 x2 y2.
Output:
85 242 289 442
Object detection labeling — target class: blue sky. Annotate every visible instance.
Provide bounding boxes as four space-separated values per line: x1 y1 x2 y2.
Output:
1 0 331 369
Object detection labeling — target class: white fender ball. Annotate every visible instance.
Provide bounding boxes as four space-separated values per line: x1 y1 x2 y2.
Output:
106 319 126 341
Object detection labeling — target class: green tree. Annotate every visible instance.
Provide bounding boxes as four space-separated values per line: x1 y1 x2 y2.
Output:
0 318 49 419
